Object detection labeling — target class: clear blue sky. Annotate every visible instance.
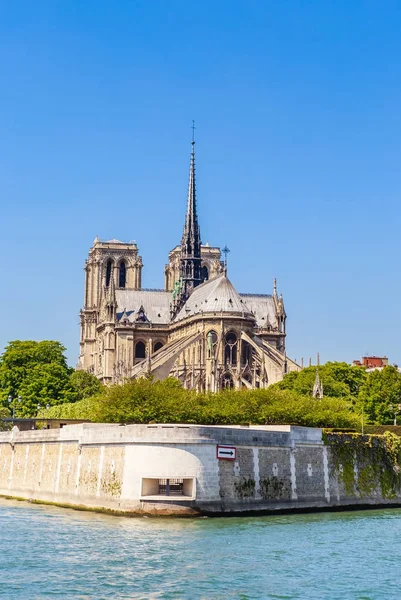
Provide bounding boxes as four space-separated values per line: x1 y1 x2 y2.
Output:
1 0 401 367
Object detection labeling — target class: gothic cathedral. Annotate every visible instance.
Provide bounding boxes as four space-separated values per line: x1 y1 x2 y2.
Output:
78 137 300 389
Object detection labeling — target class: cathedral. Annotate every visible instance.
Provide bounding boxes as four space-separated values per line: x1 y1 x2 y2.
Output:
78 136 300 390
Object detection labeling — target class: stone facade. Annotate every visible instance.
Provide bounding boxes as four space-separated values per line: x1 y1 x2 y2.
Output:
1 424 400 516
78 140 301 388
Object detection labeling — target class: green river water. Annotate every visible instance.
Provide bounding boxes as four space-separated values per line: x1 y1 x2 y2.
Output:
0 498 399 599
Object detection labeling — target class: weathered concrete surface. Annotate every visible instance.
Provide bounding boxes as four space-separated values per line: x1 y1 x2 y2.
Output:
0 423 399 516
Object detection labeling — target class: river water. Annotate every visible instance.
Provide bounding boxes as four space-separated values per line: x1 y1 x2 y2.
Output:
0 498 399 600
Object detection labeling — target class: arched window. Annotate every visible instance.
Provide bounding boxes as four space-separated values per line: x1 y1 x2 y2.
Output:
105 259 113 287
119 261 127 288
154 341 163 353
222 373 234 389
206 330 218 359
201 265 209 283
241 341 251 366
224 331 238 365
135 341 146 359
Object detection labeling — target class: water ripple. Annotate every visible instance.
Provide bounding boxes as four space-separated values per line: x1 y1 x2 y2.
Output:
0 499 399 599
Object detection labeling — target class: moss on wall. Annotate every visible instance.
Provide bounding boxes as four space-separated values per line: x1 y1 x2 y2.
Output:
260 476 291 500
234 477 255 499
101 472 122 497
323 431 401 499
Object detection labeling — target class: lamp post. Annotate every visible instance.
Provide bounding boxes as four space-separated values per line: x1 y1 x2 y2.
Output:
7 395 22 422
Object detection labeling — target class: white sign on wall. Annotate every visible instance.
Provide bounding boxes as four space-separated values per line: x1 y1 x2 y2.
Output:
216 445 236 461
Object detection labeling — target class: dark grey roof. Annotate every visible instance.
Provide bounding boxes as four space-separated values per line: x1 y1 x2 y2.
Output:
116 290 171 324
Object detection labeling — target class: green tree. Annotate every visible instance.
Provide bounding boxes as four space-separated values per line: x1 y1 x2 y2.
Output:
274 362 366 399
0 340 77 417
69 370 103 400
358 366 401 424
44 377 359 429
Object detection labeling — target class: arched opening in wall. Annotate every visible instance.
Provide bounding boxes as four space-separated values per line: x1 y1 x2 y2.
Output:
224 331 238 365
206 330 218 359
222 373 234 389
105 259 113 287
135 341 146 359
119 261 127 288
154 341 163 353
201 265 209 283
241 340 251 366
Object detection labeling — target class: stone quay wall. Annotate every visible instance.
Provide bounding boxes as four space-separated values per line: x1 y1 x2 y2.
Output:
0 423 399 516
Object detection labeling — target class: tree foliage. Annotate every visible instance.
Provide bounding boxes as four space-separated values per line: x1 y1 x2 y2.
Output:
3 344 400 427
358 366 401 424
44 377 359 429
277 362 401 425
0 340 103 417
273 362 367 399
69 370 103 400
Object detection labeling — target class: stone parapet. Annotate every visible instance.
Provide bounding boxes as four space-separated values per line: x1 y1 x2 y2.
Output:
0 423 398 517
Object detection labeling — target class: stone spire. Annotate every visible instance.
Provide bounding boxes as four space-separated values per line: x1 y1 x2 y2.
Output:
171 124 202 318
180 123 202 294
312 353 324 398
312 369 324 398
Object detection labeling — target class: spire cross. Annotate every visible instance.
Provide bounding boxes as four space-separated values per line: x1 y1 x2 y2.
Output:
192 120 196 144
222 245 230 273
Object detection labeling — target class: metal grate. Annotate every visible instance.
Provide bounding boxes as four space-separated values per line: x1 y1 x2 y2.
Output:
158 478 184 496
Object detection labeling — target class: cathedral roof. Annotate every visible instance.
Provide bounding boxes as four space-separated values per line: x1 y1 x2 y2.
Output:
116 290 171 324
174 274 254 322
239 294 278 329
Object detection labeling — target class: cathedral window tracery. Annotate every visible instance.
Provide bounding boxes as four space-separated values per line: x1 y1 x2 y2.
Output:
222 373 234 389
206 330 218 359
224 331 238 366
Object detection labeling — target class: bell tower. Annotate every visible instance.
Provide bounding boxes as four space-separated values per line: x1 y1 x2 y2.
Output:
78 237 143 372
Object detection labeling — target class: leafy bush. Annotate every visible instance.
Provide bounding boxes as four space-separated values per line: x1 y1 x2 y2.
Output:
44 377 359 429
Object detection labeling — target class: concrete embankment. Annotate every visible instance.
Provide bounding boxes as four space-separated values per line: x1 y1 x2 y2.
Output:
0 423 399 516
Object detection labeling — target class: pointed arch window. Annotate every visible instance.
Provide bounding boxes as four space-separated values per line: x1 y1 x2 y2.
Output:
119 261 127 288
135 341 146 359
222 373 234 389
241 341 251 366
224 331 238 366
106 260 113 287
154 341 163 353
206 330 218 359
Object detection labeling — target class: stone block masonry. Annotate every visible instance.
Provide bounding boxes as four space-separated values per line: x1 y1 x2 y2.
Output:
0 423 400 516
